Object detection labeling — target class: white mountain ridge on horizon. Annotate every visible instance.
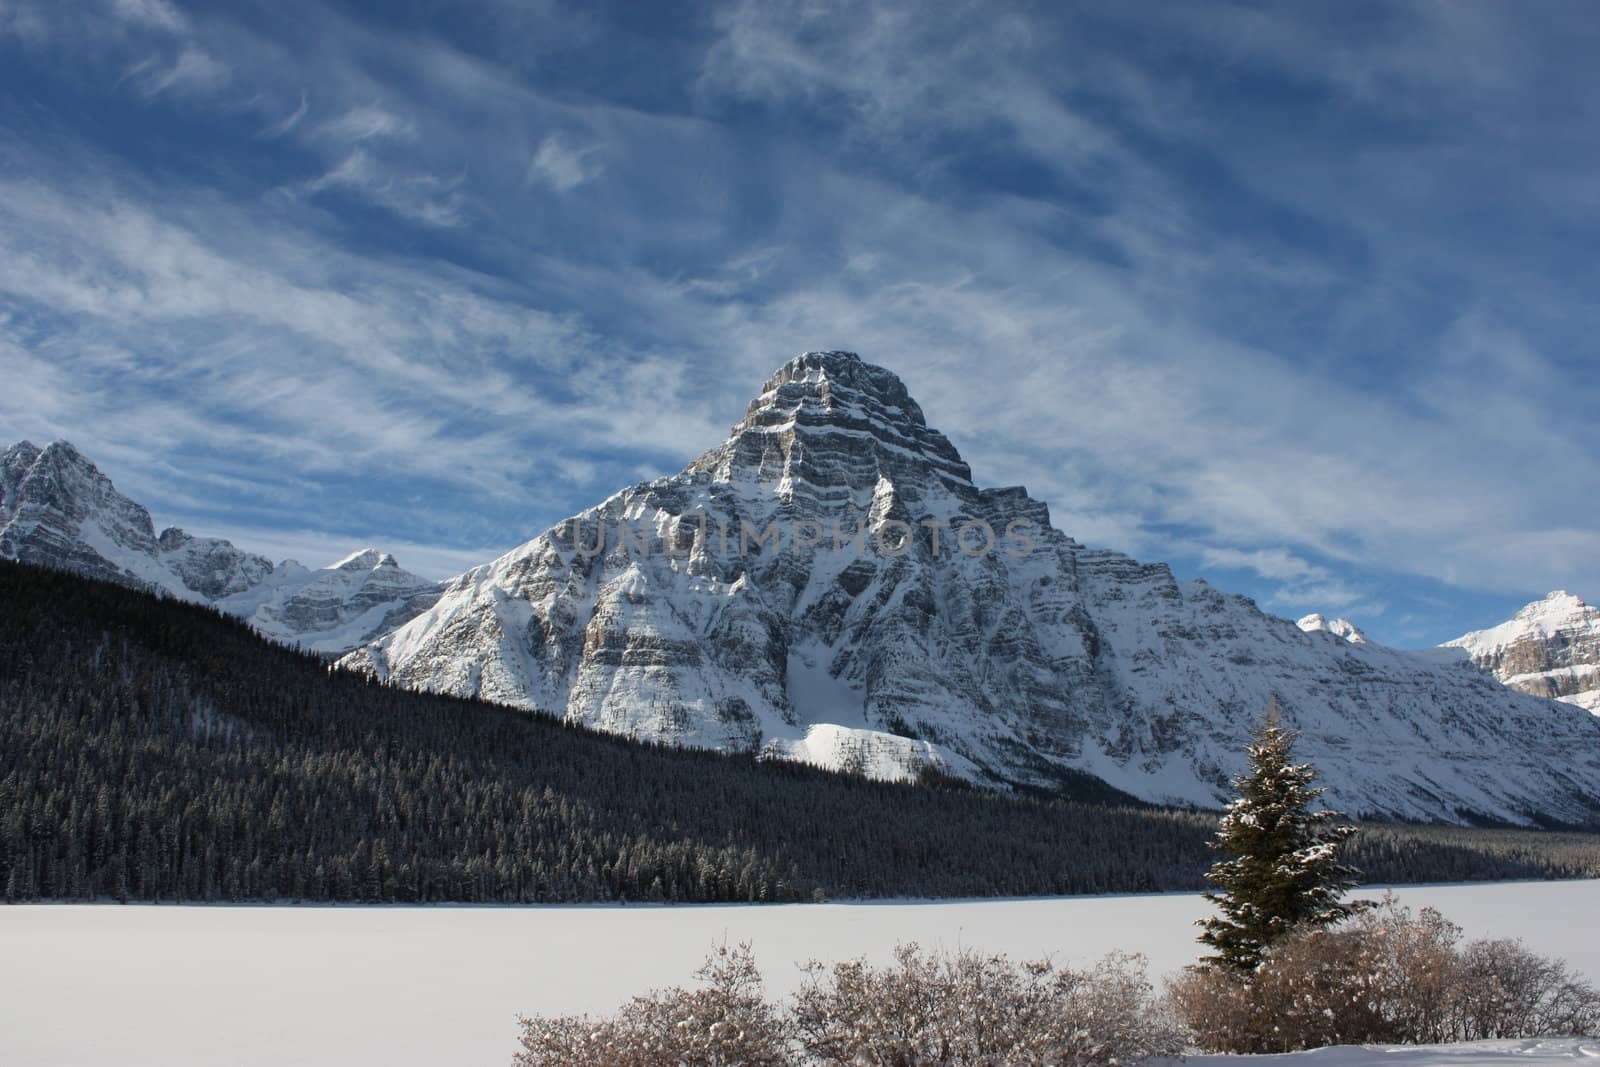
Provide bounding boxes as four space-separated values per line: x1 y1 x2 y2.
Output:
1293 597 1600 717
0 439 441 655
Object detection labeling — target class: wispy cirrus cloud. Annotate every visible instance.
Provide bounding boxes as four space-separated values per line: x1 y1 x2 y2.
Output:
258 90 308 138
0 0 1595 643
316 104 412 144
108 0 188 33
298 148 467 227
125 45 228 96
0 164 727 556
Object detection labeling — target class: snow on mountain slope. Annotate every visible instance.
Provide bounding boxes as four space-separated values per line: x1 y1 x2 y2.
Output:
1297 613 1369 644
342 351 1600 825
0 440 440 654
1445 592 1600 715
155 527 277 600
217 548 443 656
0 440 269 601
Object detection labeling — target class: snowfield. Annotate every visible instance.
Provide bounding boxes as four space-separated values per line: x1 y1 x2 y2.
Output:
2 880 1595 1066
1164 1040 1600 1066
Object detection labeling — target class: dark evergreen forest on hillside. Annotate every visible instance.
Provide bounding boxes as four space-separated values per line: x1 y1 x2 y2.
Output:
2 560 1597 904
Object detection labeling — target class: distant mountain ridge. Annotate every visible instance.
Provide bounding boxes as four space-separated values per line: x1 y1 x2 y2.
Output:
1445 592 1600 715
338 351 1600 826
0 439 440 654
1 440 274 597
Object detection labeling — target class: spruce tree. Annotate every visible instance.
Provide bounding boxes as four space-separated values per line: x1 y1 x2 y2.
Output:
1197 697 1362 971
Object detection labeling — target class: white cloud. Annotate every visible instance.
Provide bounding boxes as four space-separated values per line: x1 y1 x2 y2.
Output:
108 0 187 34
1189 548 1379 619
526 134 600 192
291 106 476 225
317 105 412 144
300 148 466 227
0 179 526 478
259 91 309 138
1198 547 1332 585
0 0 51 44
133 45 228 97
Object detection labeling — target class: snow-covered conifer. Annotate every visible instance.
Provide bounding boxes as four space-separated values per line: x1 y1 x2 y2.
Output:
1197 697 1362 971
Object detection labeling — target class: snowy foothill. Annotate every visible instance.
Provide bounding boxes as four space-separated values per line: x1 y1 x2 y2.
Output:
2 880 1596 1067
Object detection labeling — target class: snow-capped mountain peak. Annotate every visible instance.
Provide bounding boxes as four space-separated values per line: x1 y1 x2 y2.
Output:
0 437 250 599
1296 613 1370 644
687 349 977 495
333 547 389 571
1516 590 1588 625
0 439 442 654
339 351 1600 826
1445 592 1600 715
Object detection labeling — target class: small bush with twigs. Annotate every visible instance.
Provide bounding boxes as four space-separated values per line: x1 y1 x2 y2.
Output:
790 943 1183 1066
513 942 789 1067
514 941 1184 1067
1168 897 1600 1054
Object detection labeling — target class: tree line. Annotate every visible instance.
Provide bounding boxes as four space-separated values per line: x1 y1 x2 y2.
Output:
1 560 1597 904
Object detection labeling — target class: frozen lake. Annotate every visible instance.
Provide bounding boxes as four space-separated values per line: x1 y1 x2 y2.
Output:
3 880 1596 1067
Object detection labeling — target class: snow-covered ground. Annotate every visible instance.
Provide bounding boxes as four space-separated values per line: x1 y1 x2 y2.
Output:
2 880 1595 1067
1160 1040 1599 1067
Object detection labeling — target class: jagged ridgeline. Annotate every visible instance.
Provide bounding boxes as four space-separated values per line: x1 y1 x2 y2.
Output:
342 351 1600 827
0 439 443 655
3 560 1599 904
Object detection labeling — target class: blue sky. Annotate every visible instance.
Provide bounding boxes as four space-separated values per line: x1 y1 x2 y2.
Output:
2 0 1597 647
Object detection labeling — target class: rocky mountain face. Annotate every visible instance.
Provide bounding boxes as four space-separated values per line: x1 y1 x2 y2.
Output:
1 440 274 596
0 439 440 654
1444 592 1600 715
219 548 444 656
341 351 1600 826
155 526 277 600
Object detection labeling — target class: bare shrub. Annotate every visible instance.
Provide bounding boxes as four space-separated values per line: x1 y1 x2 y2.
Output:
515 941 1184 1067
513 941 792 1067
1169 898 1600 1054
791 943 1184 1066
1170 902 1457 1051
1456 937 1600 1041
1164 960 1260 1053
